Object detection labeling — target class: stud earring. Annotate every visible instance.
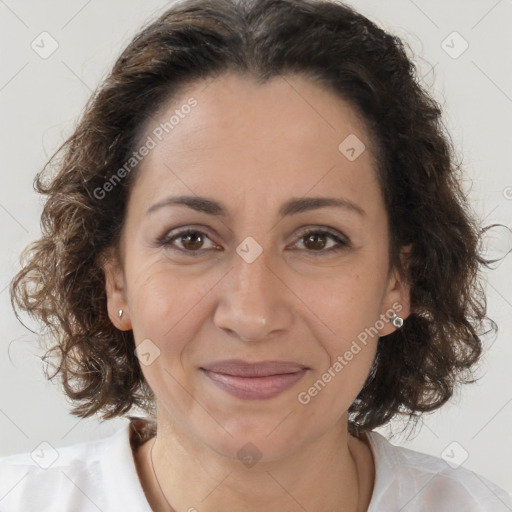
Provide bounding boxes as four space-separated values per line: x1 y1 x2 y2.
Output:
390 311 403 328
118 309 124 319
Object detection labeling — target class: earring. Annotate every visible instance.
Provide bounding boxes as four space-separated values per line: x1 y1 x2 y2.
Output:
118 309 124 319
390 311 403 328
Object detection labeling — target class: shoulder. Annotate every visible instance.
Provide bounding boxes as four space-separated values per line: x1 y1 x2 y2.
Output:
0 420 152 512
366 430 512 512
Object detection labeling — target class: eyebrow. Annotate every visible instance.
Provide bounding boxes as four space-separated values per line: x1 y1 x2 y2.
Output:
146 195 366 218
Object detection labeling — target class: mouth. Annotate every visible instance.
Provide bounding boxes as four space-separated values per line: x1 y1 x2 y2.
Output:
200 359 309 400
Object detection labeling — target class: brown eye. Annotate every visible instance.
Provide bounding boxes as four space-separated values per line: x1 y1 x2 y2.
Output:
292 229 350 255
159 229 218 254
303 232 329 251
180 231 205 251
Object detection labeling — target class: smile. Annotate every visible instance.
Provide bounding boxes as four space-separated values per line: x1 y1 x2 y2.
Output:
201 369 308 399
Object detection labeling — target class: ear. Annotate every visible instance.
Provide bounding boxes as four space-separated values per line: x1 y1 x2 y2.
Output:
378 244 411 336
101 249 132 331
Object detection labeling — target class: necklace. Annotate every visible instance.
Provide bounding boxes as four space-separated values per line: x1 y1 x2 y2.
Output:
149 437 176 512
149 436 362 512
348 437 362 512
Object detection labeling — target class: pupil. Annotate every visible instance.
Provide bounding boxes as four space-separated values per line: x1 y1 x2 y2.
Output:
305 233 326 250
183 232 202 250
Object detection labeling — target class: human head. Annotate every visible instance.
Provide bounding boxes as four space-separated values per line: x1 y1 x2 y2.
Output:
10 0 491 438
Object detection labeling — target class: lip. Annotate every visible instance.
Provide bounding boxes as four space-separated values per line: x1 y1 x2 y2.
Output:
200 359 309 400
201 359 308 377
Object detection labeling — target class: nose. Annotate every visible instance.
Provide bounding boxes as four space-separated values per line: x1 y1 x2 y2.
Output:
213 248 293 342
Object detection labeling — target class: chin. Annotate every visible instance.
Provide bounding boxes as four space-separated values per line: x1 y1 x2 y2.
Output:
194 414 317 464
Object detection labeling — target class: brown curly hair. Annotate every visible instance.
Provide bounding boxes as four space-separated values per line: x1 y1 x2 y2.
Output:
10 0 495 436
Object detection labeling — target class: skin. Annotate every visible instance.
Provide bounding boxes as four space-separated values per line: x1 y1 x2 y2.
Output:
103 72 410 512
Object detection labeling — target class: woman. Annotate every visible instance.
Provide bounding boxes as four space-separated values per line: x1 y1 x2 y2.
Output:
2 0 510 510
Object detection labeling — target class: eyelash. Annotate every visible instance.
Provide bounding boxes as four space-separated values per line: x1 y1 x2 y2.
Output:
156 227 350 256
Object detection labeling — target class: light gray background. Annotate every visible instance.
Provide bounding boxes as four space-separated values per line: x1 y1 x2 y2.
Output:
1 0 511 495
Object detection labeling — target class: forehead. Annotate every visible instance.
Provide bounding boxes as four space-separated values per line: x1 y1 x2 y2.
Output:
131 72 382 216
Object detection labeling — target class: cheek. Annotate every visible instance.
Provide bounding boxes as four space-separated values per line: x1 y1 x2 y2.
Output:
296 341 377 431
307 263 387 342
298 264 384 397
298 275 380 417
126 266 205 403
126 261 223 386
126 259 210 340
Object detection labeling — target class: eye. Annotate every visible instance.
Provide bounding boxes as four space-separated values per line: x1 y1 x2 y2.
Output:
157 226 351 256
158 228 219 255
291 228 350 255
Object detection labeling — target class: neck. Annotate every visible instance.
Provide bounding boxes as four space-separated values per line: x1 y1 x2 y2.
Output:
134 414 375 512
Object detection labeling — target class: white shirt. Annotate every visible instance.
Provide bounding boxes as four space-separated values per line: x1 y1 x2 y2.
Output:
0 419 510 511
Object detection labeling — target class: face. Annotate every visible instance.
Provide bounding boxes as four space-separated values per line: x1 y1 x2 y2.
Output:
104 72 409 461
